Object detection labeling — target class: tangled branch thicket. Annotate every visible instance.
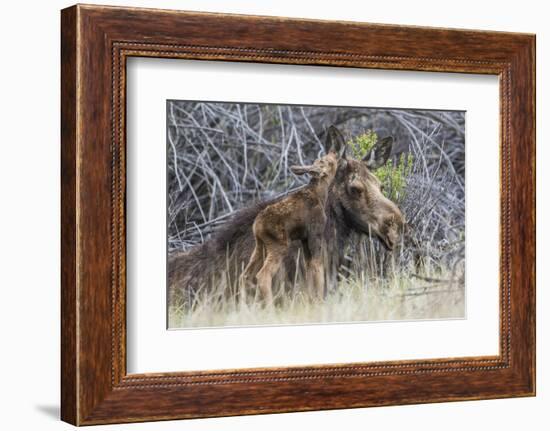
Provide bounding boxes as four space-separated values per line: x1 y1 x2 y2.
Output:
166 101 465 327
168 101 465 281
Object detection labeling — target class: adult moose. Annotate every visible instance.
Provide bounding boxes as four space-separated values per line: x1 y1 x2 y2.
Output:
168 125 404 307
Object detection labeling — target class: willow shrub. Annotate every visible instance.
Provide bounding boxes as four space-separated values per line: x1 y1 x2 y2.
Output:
349 130 413 202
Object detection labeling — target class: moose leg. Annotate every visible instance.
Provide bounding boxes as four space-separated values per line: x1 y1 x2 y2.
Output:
242 240 264 288
307 257 325 300
256 244 286 305
238 243 260 303
305 235 325 300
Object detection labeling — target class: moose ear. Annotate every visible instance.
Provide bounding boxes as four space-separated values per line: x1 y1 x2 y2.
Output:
291 165 321 177
324 125 346 156
363 136 394 169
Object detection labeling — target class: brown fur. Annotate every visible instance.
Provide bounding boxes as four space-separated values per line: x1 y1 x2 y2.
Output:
242 151 339 303
332 154 404 251
168 126 405 308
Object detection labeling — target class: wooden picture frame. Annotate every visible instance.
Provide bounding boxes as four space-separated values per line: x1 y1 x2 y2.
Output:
61 4 535 425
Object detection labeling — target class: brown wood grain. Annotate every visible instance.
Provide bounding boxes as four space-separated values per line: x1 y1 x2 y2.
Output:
60 5 78 425
61 4 536 425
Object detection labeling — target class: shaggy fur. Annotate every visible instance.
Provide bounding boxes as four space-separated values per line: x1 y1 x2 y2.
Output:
168 126 404 308
242 150 340 303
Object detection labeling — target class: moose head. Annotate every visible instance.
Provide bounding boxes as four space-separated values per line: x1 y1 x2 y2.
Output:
324 125 405 251
290 144 341 183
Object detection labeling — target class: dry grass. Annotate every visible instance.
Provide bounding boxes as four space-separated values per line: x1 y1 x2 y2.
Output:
168 268 465 329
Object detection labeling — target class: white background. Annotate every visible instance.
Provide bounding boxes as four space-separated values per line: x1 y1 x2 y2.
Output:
0 0 547 430
127 59 499 373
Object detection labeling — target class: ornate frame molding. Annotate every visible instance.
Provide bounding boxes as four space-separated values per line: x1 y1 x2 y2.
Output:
61 5 535 425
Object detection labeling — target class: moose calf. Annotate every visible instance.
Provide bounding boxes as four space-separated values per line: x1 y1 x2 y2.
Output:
242 148 341 304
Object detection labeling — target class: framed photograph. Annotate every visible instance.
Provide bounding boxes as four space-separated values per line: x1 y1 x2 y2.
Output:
61 4 535 425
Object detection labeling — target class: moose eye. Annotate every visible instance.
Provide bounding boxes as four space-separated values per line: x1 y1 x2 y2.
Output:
348 184 362 196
